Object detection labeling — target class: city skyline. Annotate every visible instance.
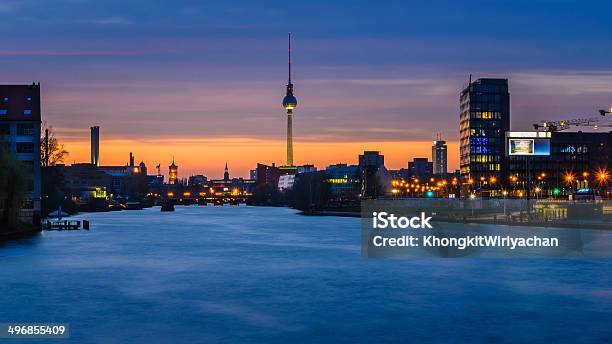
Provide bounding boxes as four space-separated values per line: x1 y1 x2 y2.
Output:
2 1 611 177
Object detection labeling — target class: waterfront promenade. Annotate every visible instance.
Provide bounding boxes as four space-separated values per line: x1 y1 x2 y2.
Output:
0 206 610 343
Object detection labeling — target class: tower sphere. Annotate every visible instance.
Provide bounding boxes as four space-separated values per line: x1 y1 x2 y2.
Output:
283 94 297 112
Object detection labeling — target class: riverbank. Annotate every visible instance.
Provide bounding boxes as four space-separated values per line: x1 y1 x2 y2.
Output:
302 210 361 217
0 224 41 242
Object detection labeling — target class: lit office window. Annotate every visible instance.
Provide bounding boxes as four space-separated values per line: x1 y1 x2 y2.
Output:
23 109 32 115
0 109 7 115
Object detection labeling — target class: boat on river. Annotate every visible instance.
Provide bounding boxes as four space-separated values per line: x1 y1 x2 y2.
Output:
42 219 89 231
161 203 175 212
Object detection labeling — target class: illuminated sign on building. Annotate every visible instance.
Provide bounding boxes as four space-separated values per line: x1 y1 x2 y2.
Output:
506 132 551 156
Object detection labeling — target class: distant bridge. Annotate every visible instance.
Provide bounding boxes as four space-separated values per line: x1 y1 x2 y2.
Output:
162 194 252 206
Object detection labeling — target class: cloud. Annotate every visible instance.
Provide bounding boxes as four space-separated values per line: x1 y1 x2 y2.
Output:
0 49 165 57
92 16 133 25
0 0 31 14
512 71 612 96
0 4 18 13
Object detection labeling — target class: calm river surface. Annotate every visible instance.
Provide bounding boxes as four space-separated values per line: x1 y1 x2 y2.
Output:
1 206 610 343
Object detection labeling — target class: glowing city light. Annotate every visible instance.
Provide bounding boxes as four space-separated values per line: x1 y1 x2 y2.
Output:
597 169 610 184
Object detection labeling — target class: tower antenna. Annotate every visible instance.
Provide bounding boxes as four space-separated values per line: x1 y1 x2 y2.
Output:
288 32 292 84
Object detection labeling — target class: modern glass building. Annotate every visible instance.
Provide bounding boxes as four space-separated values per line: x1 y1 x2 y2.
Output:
508 131 612 197
459 78 510 196
432 139 447 175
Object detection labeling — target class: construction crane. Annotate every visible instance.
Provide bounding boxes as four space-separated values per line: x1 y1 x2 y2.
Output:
533 108 612 132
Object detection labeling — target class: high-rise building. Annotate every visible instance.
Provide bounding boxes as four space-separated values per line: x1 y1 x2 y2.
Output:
255 163 282 191
0 83 42 223
168 159 178 185
358 151 392 197
432 136 447 175
408 158 433 179
508 131 612 197
325 164 363 198
90 126 100 166
459 77 510 196
282 33 297 167
359 151 385 168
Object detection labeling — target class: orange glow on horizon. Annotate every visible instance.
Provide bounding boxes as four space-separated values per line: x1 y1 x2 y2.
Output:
59 137 460 179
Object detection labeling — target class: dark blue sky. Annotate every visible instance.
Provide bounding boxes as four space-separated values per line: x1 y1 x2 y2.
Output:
2 0 611 174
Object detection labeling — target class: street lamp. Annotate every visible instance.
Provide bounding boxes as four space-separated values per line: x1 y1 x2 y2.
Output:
469 193 476 216
564 173 576 196
502 190 508 216
597 169 610 184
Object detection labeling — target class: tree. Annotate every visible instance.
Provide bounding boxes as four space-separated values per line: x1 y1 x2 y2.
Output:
363 166 386 199
40 124 68 166
251 184 284 206
0 146 30 228
289 171 331 211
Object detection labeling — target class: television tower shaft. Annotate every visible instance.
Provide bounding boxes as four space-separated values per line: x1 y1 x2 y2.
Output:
282 32 298 167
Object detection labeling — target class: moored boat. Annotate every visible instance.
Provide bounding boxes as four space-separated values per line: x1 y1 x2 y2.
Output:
125 202 144 210
161 203 175 212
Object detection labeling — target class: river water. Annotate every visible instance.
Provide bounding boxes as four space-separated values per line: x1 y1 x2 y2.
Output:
0 206 610 343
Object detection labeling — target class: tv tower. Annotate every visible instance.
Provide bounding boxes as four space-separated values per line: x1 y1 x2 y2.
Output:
282 32 297 167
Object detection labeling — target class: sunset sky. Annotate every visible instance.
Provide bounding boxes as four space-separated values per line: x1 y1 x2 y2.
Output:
2 0 612 178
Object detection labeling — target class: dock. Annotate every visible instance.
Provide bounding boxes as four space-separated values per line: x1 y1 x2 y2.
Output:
42 219 90 231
